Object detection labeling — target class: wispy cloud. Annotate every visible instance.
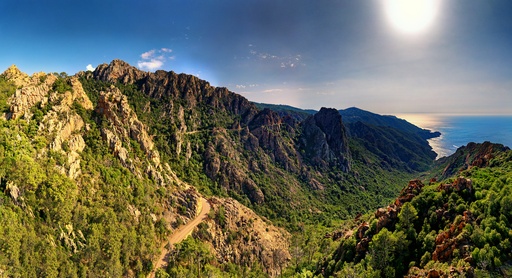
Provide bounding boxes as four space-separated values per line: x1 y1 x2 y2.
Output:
138 48 174 71
235 84 258 89
248 45 304 69
86 64 95 71
141 50 156 60
263 89 283 93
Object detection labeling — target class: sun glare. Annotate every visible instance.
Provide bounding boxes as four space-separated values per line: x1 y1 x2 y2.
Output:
384 0 441 35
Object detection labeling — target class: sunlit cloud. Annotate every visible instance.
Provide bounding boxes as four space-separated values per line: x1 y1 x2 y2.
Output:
141 50 156 60
138 59 164 71
138 48 173 71
86 64 95 71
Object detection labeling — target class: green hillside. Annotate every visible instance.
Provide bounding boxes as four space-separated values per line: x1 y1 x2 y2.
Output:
316 145 512 277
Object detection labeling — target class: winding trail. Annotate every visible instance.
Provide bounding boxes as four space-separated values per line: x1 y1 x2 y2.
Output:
148 197 211 278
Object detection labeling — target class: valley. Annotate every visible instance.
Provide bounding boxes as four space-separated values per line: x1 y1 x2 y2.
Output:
0 61 510 277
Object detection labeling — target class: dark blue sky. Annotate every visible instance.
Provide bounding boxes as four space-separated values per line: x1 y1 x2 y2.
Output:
1 0 511 114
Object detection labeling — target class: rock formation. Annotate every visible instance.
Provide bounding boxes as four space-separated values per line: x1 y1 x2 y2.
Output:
299 107 351 172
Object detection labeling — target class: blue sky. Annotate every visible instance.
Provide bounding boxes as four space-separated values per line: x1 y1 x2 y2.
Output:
1 0 511 114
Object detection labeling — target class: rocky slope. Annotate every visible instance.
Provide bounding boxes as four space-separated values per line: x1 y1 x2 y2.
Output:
0 65 290 277
201 197 290 277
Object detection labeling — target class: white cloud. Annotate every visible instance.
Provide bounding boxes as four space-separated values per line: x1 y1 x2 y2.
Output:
138 48 173 71
138 59 164 71
86 64 95 71
248 46 304 69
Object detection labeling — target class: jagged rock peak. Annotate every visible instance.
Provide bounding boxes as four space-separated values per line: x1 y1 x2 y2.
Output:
300 107 351 171
94 59 148 84
2 64 23 77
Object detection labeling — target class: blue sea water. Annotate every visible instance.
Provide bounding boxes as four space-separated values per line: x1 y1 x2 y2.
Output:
396 114 512 159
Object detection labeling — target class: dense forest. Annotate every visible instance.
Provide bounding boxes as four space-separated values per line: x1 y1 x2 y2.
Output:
0 62 510 277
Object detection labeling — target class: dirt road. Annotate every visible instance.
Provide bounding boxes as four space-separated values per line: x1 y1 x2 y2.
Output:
148 197 211 278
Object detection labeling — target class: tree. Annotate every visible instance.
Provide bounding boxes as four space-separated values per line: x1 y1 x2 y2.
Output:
369 228 394 273
397 202 418 240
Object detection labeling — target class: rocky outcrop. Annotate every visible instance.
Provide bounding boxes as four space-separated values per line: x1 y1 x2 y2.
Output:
355 180 425 258
93 60 258 126
437 177 473 194
2 65 31 87
2 66 93 180
438 141 510 178
94 86 172 184
203 197 290 277
395 179 425 206
93 59 148 84
3 66 57 120
299 107 351 172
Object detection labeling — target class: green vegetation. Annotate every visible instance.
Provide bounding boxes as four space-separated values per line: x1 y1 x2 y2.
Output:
314 150 512 277
0 75 16 113
1 64 510 277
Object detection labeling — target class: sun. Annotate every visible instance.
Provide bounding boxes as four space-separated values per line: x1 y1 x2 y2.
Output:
384 0 441 35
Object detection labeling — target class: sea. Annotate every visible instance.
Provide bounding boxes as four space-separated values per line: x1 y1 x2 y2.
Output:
396 114 512 159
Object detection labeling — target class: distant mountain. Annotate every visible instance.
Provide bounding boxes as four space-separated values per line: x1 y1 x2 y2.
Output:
253 102 316 121
339 107 441 140
257 103 439 171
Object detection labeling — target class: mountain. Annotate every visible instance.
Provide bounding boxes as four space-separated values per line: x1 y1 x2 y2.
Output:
0 60 443 277
253 102 316 121
317 143 512 277
339 107 441 140
258 103 439 172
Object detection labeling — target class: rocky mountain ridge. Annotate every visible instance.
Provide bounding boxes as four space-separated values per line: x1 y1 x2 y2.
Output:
81 60 437 221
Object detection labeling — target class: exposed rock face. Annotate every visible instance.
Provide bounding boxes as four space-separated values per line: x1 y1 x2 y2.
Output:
95 86 171 184
94 59 148 84
2 65 31 87
94 60 258 125
203 197 290 277
2 66 93 180
248 108 301 173
70 77 93 110
299 107 351 172
4 68 57 120
204 128 265 204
